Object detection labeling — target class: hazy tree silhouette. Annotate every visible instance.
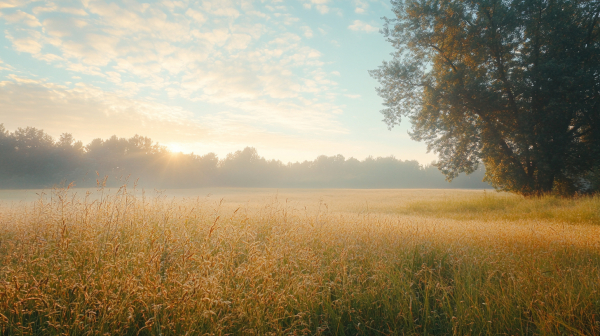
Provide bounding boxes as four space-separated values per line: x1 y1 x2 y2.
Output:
0 124 491 189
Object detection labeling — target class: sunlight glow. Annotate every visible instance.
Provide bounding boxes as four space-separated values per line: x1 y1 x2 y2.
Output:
0 0 436 164
166 143 184 154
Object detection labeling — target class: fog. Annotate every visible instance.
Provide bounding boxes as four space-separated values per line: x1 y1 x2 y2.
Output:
0 125 491 190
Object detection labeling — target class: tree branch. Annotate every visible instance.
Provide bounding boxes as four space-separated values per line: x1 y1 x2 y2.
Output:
586 5 600 47
484 9 520 119
429 45 459 72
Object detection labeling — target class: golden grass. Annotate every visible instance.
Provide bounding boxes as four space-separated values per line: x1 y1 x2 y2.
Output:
0 187 599 335
404 191 600 224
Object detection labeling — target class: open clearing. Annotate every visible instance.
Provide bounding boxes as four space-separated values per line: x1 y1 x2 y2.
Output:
0 188 599 335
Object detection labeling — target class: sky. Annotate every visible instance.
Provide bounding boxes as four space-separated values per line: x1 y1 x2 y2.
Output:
0 0 437 164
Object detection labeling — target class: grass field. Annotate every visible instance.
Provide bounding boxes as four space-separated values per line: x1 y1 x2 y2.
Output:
0 187 599 335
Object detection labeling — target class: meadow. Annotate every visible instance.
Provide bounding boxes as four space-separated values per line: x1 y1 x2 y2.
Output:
0 187 599 335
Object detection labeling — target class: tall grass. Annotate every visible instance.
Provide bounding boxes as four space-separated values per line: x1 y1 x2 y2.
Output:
405 191 600 224
0 187 599 335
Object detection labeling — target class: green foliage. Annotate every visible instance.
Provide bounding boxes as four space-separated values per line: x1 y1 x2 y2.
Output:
371 0 600 196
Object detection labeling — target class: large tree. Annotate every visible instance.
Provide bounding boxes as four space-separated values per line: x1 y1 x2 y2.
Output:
371 0 600 196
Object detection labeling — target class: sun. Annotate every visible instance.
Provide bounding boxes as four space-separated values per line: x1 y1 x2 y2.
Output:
167 143 184 153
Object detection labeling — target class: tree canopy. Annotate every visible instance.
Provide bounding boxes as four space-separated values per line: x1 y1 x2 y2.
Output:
371 0 600 196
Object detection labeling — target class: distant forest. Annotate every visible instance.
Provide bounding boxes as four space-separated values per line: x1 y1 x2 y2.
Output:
0 125 491 189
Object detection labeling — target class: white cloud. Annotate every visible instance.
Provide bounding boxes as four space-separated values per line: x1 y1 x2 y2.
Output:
1 0 350 148
225 34 252 51
106 71 122 84
37 53 64 62
185 8 206 24
201 0 240 18
66 63 106 77
60 7 89 16
5 30 43 54
300 26 313 38
0 0 30 10
300 0 331 14
348 20 378 33
0 59 15 71
32 4 88 16
315 5 329 14
2 10 41 27
0 78 209 142
354 0 369 14
192 28 230 47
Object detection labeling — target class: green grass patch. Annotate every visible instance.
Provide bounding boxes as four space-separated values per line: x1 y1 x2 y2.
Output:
405 192 600 224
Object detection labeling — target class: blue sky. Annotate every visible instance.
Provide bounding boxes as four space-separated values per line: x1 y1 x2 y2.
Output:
0 0 436 164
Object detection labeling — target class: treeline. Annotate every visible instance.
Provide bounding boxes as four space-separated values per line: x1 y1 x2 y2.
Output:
0 124 491 189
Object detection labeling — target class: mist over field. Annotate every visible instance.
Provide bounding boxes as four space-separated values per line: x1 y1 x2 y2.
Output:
0 125 490 190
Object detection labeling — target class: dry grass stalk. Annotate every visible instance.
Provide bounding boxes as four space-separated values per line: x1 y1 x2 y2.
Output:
0 187 599 335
